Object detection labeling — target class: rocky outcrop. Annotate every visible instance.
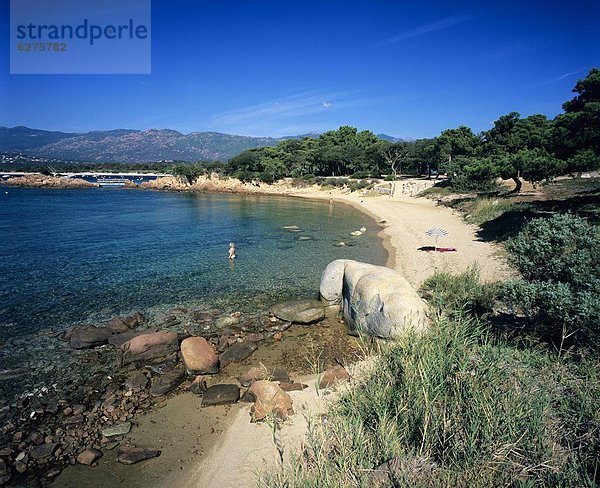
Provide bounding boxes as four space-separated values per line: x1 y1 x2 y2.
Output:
3 174 97 189
270 300 325 324
319 260 428 339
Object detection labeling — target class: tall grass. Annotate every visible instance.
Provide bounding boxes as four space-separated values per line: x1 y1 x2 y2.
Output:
260 272 600 487
463 198 516 225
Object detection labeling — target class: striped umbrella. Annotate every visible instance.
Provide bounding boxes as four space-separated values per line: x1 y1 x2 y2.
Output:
425 227 449 250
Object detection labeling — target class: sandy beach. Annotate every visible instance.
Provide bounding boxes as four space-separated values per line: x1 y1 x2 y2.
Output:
48 179 514 488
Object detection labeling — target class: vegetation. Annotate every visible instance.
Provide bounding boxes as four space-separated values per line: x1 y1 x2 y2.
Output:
261 282 599 486
502 214 600 349
225 69 598 191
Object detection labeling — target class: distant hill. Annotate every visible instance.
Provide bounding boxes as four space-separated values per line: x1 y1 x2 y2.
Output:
0 126 285 163
0 126 410 163
376 133 413 143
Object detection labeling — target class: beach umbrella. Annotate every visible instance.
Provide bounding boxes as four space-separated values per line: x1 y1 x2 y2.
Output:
425 227 449 250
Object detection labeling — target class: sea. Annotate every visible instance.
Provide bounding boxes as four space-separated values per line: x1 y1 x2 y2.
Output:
0 186 387 341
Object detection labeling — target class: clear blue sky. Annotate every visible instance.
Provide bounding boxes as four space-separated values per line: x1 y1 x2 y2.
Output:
0 0 598 138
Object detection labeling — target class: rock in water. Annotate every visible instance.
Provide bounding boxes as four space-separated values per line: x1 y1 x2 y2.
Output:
319 364 350 389
219 341 258 368
117 447 161 465
319 259 349 303
108 316 130 334
29 443 57 459
270 300 325 324
101 422 132 438
180 336 219 374
124 312 146 329
150 365 185 396
108 328 158 348
201 384 240 406
69 325 113 349
120 331 178 365
245 381 294 421
76 448 103 466
124 371 148 392
215 315 240 328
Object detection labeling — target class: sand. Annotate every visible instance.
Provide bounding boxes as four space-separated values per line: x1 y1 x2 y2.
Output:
286 181 514 286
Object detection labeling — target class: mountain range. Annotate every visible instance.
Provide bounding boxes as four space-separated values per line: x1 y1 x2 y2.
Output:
0 126 407 163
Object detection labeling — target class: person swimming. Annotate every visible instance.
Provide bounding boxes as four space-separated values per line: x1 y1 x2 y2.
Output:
228 242 236 259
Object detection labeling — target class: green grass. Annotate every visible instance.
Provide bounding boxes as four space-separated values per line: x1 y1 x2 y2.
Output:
461 198 517 225
260 271 600 487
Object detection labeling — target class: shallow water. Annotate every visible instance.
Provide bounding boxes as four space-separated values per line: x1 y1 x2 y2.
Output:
0 187 386 340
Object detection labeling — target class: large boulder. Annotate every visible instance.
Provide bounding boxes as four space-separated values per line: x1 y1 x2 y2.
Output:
245 381 294 421
319 260 428 339
180 337 219 374
69 326 113 349
120 331 178 366
319 259 349 303
270 300 325 324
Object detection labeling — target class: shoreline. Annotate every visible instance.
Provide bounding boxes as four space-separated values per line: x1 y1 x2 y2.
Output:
3 175 514 488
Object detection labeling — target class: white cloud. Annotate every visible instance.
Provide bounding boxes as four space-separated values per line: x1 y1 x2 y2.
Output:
209 91 390 136
377 13 472 47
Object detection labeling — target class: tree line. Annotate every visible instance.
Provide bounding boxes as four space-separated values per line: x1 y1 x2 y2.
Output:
226 68 599 192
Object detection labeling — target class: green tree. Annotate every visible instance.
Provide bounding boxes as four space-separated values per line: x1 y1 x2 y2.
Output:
553 68 600 175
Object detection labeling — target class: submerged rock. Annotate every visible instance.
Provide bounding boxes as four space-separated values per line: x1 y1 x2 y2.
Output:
117 447 161 465
120 331 178 366
108 328 158 348
201 384 240 406
180 337 219 374
270 300 325 324
144 355 178 375
29 443 57 459
108 317 130 334
124 371 148 392
215 316 240 328
69 326 113 350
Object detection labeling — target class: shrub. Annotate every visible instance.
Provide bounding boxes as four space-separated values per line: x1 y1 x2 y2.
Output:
507 213 599 290
503 213 600 347
350 170 371 179
421 267 498 318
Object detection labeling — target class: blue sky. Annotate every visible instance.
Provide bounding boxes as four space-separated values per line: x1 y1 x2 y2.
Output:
0 0 598 138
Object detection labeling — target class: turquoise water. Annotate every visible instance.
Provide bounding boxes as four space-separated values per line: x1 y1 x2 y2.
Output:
0 187 386 340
